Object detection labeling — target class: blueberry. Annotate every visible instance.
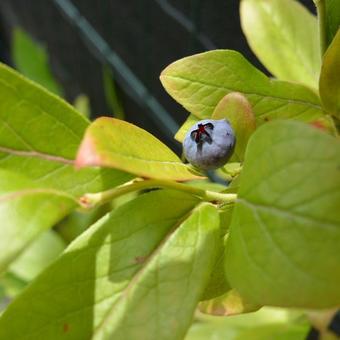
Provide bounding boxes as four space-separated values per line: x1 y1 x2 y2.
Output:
183 119 235 170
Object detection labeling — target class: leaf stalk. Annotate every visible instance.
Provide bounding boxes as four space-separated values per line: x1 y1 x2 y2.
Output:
80 178 237 208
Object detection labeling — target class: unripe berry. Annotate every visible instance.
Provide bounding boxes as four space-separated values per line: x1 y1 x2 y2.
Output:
183 119 235 170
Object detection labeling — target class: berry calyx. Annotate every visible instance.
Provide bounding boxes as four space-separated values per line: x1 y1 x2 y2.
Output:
191 122 214 144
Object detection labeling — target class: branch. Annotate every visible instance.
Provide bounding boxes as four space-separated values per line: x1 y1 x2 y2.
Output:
79 178 237 208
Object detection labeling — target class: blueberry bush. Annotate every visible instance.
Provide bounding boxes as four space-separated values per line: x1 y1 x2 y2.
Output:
0 0 339 339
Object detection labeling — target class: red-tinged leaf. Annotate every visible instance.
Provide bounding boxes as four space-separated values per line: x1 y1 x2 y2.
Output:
76 117 203 181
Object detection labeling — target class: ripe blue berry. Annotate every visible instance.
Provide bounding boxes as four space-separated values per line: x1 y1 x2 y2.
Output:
183 119 235 170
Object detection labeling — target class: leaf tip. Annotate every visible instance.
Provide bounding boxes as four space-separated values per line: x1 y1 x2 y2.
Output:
309 116 337 135
75 136 101 169
159 69 170 88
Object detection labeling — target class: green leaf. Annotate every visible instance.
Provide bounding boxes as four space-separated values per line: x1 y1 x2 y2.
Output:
0 285 5 301
212 93 256 162
103 65 125 120
0 169 76 272
96 203 220 340
184 179 227 194
186 307 309 340
0 272 27 299
201 249 230 301
160 50 324 124
73 94 91 118
0 63 132 196
319 29 340 119
9 230 65 282
199 288 260 316
175 114 200 142
219 163 243 183
226 120 340 308
55 204 110 243
233 324 310 340
76 117 203 180
240 0 320 88
0 190 207 339
12 28 64 96
325 0 340 47
201 205 233 300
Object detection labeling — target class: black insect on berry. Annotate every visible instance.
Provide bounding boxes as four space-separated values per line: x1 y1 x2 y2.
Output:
190 122 214 144
183 119 236 170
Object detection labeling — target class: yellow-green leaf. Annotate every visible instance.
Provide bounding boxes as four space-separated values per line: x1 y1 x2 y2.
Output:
212 92 256 162
200 204 234 301
76 117 203 180
226 120 340 308
9 230 65 282
199 289 260 316
186 307 309 340
325 0 340 47
319 29 340 119
0 169 76 272
0 63 132 197
0 190 212 339
175 114 200 142
241 0 320 88
160 50 324 124
12 28 64 96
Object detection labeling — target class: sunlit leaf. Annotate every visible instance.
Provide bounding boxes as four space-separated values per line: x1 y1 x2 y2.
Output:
186 307 309 340
98 203 219 340
76 117 203 180
0 63 132 196
0 169 76 272
160 50 324 125
199 288 260 316
9 230 65 282
0 190 207 339
241 0 320 88
226 120 340 308
175 114 200 142
319 29 340 119
185 179 227 193
212 92 256 162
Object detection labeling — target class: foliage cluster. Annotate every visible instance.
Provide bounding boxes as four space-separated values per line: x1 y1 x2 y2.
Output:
0 0 339 339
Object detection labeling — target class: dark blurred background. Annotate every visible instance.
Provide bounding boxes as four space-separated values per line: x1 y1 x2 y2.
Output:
0 0 315 151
